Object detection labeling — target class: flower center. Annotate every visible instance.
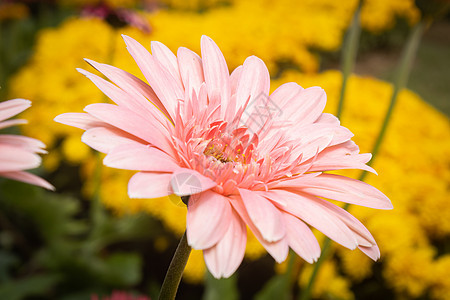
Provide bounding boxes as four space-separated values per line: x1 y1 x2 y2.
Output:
203 138 244 164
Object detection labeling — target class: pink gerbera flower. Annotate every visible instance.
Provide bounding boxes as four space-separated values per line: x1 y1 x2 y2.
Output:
0 99 53 190
55 36 392 278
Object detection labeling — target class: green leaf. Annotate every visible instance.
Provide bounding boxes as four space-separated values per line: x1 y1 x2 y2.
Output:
97 252 142 286
254 274 290 300
203 271 238 300
0 250 19 282
0 180 87 243
0 274 61 300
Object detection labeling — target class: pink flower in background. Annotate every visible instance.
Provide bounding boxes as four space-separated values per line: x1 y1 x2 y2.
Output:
55 36 392 278
91 290 150 300
81 4 151 33
0 99 53 190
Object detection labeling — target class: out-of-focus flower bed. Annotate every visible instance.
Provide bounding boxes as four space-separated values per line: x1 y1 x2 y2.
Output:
1 0 449 299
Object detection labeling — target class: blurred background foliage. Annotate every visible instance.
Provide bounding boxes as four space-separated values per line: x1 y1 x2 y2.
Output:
0 0 449 299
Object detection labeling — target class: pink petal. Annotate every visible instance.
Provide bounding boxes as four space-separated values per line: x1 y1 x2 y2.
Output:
283 212 321 263
122 35 183 119
104 143 179 172
200 36 230 115
77 68 171 130
358 244 380 261
84 103 174 156
0 119 27 130
230 195 289 263
293 174 393 210
311 197 377 247
309 152 377 174
0 145 41 172
81 126 146 153
151 41 182 87
0 171 54 190
279 86 326 126
177 47 205 95
235 56 270 120
289 125 334 163
0 99 31 122
128 172 172 198
84 59 172 121
0 135 46 154
204 209 246 278
54 113 107 130
238 188 285 242
270 82 304 109
186 190 232 249
263 190 358 250
229 65 242 94
169 168 216 197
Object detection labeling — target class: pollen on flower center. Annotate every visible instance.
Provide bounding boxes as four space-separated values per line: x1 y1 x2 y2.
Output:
203 139 243 164
200 121 255 166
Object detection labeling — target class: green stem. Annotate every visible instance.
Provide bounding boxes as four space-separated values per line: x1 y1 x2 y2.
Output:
298 238 331 300
158 231 192 300
359 19 426 181
299 19 426 300
336 0 362 120
282 249 297 298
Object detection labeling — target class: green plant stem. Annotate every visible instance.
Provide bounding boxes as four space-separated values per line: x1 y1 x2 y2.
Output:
359 19 426 181
299 19 426 300
336 0 362 120
158 231 192 300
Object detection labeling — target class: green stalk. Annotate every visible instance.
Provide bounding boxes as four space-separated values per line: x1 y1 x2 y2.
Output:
158 231 192 300
336 0 362 120
359 19 426 181
299 18 426 300
299 3 362 299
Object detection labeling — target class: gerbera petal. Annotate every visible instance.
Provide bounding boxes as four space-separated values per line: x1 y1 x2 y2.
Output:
122 35 183 119
239 188 285 242
84 59 172 121
0 99 31 121
235 56 270 113
77 68 171 129
186 190 232 249
200 35 230 115
263 190 358 250
151 41 182 86
170 168 217 197
358 244 380 261
229 65 242 94
0 171 54 190
309 152 377 174
0 145 41 172
230 196 289 263
177 47 205 95
204 209 247 278
283 212 321 263
290 174 393 209
104 143 179 172
0 135 46 154
311 197 377 247
290 87 327 125
0 119 27 130
81 126 146 153
54 113 107 130
269 82 304 109
84 103 174 156
128 172 172 198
